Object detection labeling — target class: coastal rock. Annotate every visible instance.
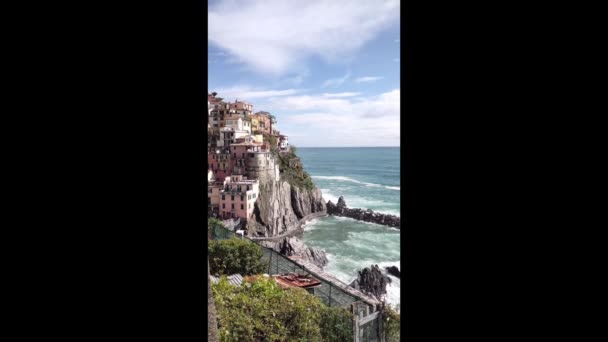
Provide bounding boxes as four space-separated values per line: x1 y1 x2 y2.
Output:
349 265 391 300
260 237 329 268
326 197 400 228
250 179 326 237
385 266 401 278
336 196 347 209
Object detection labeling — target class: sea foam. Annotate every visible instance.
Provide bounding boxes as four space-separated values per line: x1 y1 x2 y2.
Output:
313 175 400 191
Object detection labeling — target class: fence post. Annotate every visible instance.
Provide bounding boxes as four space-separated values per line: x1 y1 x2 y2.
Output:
268 250 272 275
378 305 384 342
352 303 359 342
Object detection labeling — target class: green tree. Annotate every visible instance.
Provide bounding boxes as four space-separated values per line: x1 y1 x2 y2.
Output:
208 238 268 276
208 218 224 240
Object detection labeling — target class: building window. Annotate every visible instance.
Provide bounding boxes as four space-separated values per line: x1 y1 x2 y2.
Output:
222 203 225 209
208 188 212 193
241 204 244 210
241 195 244 201
221 195 225 200
231 204 234 209
231 195 234 201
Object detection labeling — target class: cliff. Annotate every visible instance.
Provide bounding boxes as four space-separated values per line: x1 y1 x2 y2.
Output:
248 150 326 237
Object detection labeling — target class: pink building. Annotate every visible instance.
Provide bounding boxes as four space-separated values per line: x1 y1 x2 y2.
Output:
218 176 260 221
229 141 264 175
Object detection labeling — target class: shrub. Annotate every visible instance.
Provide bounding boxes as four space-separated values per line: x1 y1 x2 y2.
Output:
208 238 268 276
208 218 224 240
383 304 400 342
319 305 354 342
276 149 315 191
212 277 353 342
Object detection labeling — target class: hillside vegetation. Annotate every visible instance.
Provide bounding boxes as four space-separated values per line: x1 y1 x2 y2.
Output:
276 145 314 190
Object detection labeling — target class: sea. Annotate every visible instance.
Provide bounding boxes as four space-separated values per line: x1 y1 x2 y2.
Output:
296 147 401 309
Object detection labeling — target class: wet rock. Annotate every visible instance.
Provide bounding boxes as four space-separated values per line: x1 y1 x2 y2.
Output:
337 196 347 209
349 265 391 300
385 266 401 278
326 197 400 228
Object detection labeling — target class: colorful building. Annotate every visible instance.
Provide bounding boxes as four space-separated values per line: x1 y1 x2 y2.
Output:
218 175 259 221
251 112 272 135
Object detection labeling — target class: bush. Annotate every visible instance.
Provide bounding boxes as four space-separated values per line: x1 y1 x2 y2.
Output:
212 277 353 342
319 306 354 342
208 218 223 240
208 238 268 276
383 304 400 342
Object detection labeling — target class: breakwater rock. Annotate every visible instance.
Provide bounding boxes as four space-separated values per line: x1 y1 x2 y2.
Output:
259 236 329 269
326 196 400 228
349 264 391 301
385 266 401 278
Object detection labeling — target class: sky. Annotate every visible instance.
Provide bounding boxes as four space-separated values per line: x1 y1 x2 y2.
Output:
208 0 400 147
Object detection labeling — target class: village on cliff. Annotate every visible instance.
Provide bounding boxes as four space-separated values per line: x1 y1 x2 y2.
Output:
207 92 288 224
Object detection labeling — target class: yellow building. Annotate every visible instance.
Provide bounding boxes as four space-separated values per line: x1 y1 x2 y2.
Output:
249 116 259 132
253 134 264 144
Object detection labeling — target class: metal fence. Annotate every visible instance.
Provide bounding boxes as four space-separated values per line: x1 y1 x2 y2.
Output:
210 224 384 341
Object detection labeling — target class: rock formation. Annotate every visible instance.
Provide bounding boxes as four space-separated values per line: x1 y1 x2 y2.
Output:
385 265 401 278
260 236 329 268
327 196 400 228
249 179 326 237
349 264 391 301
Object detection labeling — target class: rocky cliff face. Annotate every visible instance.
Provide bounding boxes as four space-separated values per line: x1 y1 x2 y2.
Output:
259 236 329 269
250 178 326 237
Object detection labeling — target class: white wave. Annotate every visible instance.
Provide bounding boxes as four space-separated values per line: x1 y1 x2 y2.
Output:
313 175 400 191
319 188 340 203
302 218 320 230
385 275 401 309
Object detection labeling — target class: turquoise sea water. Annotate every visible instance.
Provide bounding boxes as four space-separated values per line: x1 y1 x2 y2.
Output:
297 147 401 307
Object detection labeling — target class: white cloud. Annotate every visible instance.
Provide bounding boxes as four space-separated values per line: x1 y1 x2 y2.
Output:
321 92 361 98
211 86 305 102
321 72 351 88
355 76 384 83
267 89 400 147
208 0 400 75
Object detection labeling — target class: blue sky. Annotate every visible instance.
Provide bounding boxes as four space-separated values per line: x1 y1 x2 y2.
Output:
208 0 400 147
